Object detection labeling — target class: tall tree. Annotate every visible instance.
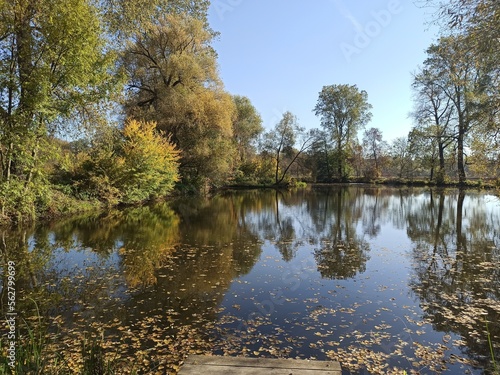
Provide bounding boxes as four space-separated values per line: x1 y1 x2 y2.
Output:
308 130 334 182
101 0 211 42
411 68 455 183
313 84 372 181
423 36 485 184
122 12 236 189
0 0 114 218
232 95 263 163
422 0 499 166
423 0 499 60
390 137 412 179
362 127 387 179
407 127 440 180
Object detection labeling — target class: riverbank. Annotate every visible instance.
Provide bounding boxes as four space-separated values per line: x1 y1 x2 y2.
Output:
2 178 498 227
221 177 500 190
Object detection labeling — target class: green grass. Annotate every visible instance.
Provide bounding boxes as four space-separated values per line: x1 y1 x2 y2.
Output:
0 300 47 375
0 300 137 375
486 320 498 375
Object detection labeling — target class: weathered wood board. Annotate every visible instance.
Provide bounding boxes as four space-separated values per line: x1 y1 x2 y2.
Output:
178 355 342 374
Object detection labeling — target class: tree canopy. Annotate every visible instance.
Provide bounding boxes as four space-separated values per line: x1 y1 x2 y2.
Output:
0 0 115 219
313 84 372 181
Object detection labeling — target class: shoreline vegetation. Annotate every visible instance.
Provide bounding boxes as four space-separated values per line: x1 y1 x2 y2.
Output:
1 175 498 227
1 177 495 228
222 178 500 190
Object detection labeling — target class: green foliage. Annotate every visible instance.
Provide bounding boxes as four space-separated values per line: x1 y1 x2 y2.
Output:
232 95 263 163
313 84 373 181
43 189 101 218
102 0 211 41
260 111 298 183
260 112 313 185
289 180 307 188
0 178 51 224
362 127 387 179
0 319 138 375
0 0 116 222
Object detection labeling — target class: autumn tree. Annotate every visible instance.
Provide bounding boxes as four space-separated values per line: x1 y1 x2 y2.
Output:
68 120 179 205
422 0 499 181
231 95 264 183
99 0 211 54
422 36 487 184
362 127 388 179
122 12 236 190
423 0 499 61
313 84 372 181
307 130 335 182
232 95 263 163
390 137 412 179
117 120 179 203
406 127 440 180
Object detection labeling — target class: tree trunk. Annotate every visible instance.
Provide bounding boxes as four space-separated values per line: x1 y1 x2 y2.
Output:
337 145 343 181
274 149 280 185
437 142 445 183
457 128 466 185
323 141 331 181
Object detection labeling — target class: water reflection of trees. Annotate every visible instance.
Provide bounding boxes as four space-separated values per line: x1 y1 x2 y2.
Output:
0 198 265 372
0 196 267 313
406 190 500 372
3 187 499 372
310 188 370 279
238 187 372 279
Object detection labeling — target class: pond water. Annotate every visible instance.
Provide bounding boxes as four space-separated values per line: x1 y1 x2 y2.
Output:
1 186 499 374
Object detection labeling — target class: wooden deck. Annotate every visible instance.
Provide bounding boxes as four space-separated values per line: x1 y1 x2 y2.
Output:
178 355 342 374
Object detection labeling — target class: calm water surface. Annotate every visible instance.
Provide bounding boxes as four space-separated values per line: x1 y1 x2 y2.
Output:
1 186 499 374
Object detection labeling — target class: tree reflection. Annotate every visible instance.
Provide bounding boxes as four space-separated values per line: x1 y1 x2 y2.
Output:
1 196 267 373
407 189 500 372
237 187 371 278
311 188 370 279
0 226 45 315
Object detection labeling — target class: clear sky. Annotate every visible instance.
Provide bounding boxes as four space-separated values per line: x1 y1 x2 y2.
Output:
207 0 439 143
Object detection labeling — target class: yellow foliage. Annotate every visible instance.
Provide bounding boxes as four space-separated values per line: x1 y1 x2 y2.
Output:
118 119 180 203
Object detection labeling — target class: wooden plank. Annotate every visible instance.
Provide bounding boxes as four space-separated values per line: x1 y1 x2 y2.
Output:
178 355 342 374
183 355 342 370
179 364 341 374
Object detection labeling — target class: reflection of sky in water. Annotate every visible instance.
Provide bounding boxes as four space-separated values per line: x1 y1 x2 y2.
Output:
220 236 473 373
29 233 127 299
30 233 122 273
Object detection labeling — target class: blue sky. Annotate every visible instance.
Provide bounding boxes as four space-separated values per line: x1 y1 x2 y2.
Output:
207 0 439 143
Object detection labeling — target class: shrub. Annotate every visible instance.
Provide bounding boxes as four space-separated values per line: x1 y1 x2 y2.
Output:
116 119 180 203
